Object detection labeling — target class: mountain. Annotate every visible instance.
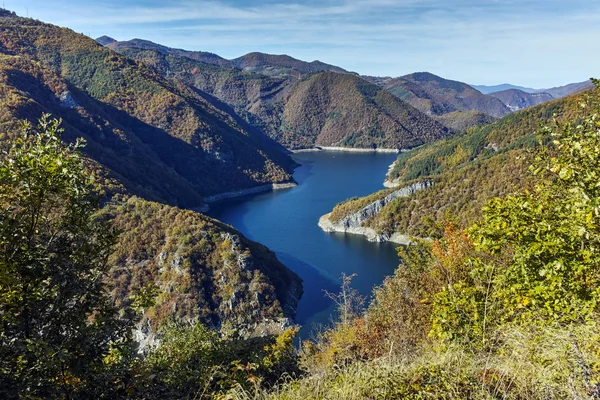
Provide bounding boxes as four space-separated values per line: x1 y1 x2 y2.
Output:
488 89 554 111
106 38 232 67
0 13 298 208
475 80 593 99
106 41 451 149
104 38 348 78
472 83 536 94
321 85 598 240
230 52 349 78
0 11 303 335
364 72 510 131
280 72 450 149
95 35 116 46
534 80 593 98
400 72 511 118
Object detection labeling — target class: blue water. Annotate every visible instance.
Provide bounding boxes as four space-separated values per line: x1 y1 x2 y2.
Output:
208 151 402 337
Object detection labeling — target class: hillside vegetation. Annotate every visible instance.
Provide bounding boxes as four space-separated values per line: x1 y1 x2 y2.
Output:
228 80 600 400
105 196 302 335
107 42 451 149
0 12 296 207
327 85 597 238
0 9 304 363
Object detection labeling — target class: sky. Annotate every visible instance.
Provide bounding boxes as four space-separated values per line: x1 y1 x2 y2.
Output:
5 0 599 88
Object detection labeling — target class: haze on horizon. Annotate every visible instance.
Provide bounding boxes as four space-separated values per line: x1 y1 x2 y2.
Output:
6 0 599 88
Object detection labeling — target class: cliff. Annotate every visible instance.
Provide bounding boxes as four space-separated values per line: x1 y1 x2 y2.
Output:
104 197 303 339
318 182 431 244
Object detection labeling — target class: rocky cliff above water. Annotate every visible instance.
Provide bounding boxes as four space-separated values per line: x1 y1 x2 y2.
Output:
318 182 432 244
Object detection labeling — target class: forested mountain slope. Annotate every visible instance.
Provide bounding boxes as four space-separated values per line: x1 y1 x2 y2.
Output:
324 86 598 238
107 41 451 149
0 10 303 337
0 11 296 207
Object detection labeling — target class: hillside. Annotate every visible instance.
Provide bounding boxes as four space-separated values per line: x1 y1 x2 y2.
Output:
106 42 451 149
489 88 554 111
0 10 304 337
0 13 297 208
365 72 509 130
323 86 597 239
280 72 451 149
105 38 348 78
104 196 302 336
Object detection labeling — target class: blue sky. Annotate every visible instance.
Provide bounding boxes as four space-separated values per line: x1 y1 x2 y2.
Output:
7 0 599 87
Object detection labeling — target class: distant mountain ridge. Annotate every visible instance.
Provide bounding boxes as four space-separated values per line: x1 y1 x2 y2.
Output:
473 80 593 98
363 72 509 131
105 38 348 78
472 83 537 94
105 40 451 150
489 89 554 111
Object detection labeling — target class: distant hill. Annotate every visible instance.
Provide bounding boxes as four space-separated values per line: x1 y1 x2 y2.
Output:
400 72 511 118
489 89 554 111
106 38 232 67
534 80 593 98
103 38 348 79
95 35 116 46
364 72 509 131
475 80 593 99
108 42 451 149
472 83 536 94
230 52 349 78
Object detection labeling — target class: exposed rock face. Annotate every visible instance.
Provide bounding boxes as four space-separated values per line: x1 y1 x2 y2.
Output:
106 197 303 344
318 182 432 244
59 91 78 108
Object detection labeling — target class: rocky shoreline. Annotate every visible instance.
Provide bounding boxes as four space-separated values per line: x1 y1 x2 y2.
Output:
383 160 400 188
292 146 400 153
317 181 432 244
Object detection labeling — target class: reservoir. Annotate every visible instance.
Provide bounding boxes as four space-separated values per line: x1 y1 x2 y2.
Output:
208 151 401 337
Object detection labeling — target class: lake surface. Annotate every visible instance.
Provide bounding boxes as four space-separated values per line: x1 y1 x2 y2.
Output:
208 151 402 338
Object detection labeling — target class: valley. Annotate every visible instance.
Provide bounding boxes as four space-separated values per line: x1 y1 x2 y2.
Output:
1 4 598 399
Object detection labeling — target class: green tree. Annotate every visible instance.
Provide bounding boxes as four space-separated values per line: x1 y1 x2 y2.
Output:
0 115 131 398
430 82 600 343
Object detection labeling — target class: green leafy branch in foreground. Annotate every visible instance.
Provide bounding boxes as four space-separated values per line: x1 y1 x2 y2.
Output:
0 114 133 398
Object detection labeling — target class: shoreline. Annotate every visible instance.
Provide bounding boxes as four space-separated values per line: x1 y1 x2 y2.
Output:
291 146 400 154
383 160 399 188
196 182 297 212
318 213 412 245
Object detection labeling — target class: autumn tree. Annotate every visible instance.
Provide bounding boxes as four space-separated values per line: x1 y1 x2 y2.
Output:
0 115 131 398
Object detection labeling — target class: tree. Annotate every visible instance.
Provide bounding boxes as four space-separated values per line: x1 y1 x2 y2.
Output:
0 115 131 398
429 83 600 344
